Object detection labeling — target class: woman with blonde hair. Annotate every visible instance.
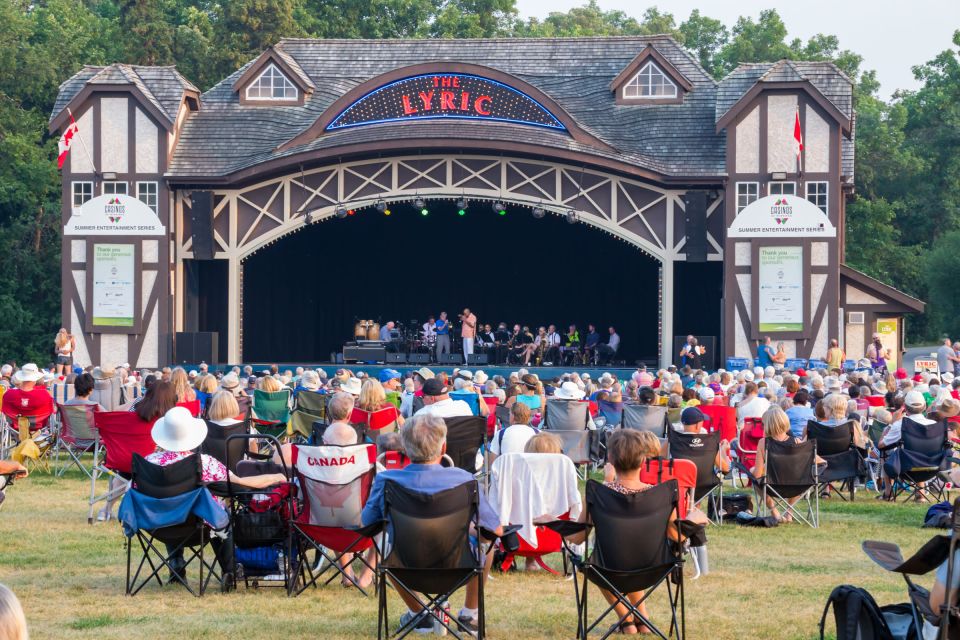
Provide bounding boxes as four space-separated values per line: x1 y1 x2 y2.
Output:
170 367 196 403
821 393 866 447
523 432 563 454
258 375 282 393
0 583 28 640
358 378 402 432
750 406 798 522
207 390 243 425
54 328 76 375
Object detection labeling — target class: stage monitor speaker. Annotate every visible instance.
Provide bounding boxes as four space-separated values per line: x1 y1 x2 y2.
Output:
387 353 407 364
683 192 708 263
343 346 386 363
175 331 219 364
467 354 488 365
190 191 215 260
672 335 717 371
439 353 463 365
407 353 431 364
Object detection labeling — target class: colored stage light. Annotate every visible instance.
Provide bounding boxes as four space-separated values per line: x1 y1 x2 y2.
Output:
384 208 392 216
492 201 505 215
414 197 425 209
347 209 355 216
335 205 347 219
532 206 545 219
566 209 577 224
458 209 466 216
375 199 387 212
421 208 429 216
498 208 507 216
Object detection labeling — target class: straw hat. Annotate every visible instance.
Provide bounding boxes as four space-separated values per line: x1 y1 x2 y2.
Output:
151 406 207 452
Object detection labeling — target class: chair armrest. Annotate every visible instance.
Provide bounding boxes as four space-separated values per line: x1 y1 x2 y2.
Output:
347 521 385 538
542 520 589 538
205 481 231 497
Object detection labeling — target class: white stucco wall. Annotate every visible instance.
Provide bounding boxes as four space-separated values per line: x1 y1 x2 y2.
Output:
736 106 760 174
100 97 128 174
767 94 798 173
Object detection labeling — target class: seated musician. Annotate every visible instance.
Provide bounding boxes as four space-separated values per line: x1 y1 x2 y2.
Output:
513 325 534 365
379 321 398 352
529 327 548 366
477 324 497 354
494 323 511 364
545 325 562 364
583 324 601 361
564 324 581 365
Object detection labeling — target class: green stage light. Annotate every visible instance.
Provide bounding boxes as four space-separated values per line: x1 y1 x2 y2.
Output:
498 208 507 216
421 208 429 216
458 208 466 216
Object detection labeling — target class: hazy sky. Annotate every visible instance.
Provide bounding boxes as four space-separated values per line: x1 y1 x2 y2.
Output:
515 0 960 99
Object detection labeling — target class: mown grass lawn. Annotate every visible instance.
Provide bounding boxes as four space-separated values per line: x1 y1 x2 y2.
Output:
0 466 940 639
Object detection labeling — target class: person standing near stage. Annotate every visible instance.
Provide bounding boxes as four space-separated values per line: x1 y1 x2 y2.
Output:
756 336 775 368
460 308 477 360
435 312 451 358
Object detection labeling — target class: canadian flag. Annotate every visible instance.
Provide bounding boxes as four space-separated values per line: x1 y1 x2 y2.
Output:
794 108 804 160
57 114 80 169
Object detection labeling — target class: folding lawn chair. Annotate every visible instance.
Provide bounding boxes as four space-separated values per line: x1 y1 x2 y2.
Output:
483 397 499 438
701 405 737 444
50 382 76 405
119 453 229 596
752 438 819 528
1 396 55 461
882 418 951 503
489 453 581 575
88 411 157 524
371 479 512 640
597 399 623 427
351 406 402 439
289 442 378 597
444 416 488 476
224 434 297 590
639 457 707 576
550 429 600 480
667 429 723 524
861 496 960 639
545 479 685 640
543 400 591 431
250 389 292 440
177 399 202 417
201 420 249 474
621 404 669 437
806 421 865 501
56 403 100 478
733 417 764 486
377 450 412 471
289 391 327 441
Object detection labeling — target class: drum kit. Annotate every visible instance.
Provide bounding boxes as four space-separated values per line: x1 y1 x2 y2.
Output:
353 319 381 341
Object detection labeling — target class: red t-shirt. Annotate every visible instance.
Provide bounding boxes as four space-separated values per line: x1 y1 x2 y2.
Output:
2 387 54 419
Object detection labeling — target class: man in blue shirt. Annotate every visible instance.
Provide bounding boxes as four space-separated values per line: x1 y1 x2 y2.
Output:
756 336 775 368
362 413 500 634
435 312 451 359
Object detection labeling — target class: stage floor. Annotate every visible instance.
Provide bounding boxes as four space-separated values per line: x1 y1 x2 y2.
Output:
207 362 642 381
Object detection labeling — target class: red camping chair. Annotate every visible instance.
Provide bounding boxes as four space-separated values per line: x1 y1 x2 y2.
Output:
639 457 697 519
88 411 157 524
177 399 201 417
350 406 400 437
588 401 599 417
483 396 499 438
701 405 738 445
378 450 412 471
289 442 378 597
714 395 730 407
502 513 570 574
866 395 886 408
1 390 55 462
734 417 764 485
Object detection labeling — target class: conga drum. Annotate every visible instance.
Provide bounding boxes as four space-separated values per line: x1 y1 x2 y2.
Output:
354 321 367 340
367 322 380 340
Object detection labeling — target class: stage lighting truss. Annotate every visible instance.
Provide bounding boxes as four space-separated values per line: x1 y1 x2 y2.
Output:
492 201 506 215
456 197 468 216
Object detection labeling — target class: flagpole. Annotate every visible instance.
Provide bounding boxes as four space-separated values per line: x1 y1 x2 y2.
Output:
66 107 96 174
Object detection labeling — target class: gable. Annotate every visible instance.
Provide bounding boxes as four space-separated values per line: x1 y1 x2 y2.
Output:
609 45 693 105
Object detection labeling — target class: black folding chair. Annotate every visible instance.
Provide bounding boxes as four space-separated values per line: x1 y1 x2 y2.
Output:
372 479 508 640
806 421 864 501
547 480 684 640
201 420 249 474
622 404 669 437
543 400 591 431
444 416 487 475
882 418 951 503
666 430 723 524
310 420 366 445
550 429 600 480
756 438 819 528
124 453 227 596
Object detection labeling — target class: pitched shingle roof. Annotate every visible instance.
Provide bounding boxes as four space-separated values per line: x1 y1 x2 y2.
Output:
51 64 198 125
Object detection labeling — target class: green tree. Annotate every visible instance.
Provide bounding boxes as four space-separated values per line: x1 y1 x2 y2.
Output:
431 0 517 38
216 0 303 69
678 10 728 78
119 0 176 65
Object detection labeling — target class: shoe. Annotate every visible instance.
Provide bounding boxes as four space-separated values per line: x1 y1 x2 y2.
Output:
397 610 432 635
220 571 236 593
456 615 479 637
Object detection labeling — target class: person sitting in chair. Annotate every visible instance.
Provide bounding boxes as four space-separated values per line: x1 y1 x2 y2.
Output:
750 406 805 523
568 429 678 635
413 379 473 419
361 414 502 635
660 407 731 474
65 372 106 411
490 403 537 460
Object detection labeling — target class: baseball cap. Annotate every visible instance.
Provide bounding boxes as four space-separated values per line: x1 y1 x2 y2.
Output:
422 378 447 397
796 368 807 377
894 368 907 380
415 367 435 381
904 391 926 409
379 368 401 383
680 407 706 426
698 387 715 402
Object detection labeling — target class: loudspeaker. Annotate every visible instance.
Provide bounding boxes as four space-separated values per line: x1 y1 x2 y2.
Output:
408 353 431 364
683 192 708 263
175 331 219 364
343 346 386 363
190 191 215 260
387 353 407 364
467 354 488 365
439 353 463 365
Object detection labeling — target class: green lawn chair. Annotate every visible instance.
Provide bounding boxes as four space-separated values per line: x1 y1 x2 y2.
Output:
289 391 327 441
250 389 292 440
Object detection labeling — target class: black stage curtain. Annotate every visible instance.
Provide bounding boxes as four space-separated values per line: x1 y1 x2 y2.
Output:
241 203 666 363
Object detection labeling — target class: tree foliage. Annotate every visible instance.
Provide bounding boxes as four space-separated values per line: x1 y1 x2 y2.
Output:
0 1 956 362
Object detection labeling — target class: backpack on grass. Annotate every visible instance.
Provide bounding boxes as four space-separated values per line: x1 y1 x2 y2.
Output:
819 584 915 640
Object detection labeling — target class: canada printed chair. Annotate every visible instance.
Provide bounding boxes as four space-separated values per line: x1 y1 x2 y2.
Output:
881 418 952 503
667 429 723 525
621 404 669 437
546 479 685 640
806 420 864 501
370 479 512 640
56 403 101 478
289 441 378 597
119 453 229 596
224 434 296 590
88 411 157 524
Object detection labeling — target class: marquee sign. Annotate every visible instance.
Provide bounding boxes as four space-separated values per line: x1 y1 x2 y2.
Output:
326 73 567 131
728 194 836 237
65 193 165 236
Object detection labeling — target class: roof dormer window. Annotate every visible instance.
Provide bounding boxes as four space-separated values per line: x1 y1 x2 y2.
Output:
623 62 677 99
245 64 298 102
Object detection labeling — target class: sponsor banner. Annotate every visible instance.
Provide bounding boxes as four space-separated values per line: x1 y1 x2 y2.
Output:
92 243 135 327
914 358 939 376
758 246 804 332
876 318 898 371
65 193 165 236
729 194 836 237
